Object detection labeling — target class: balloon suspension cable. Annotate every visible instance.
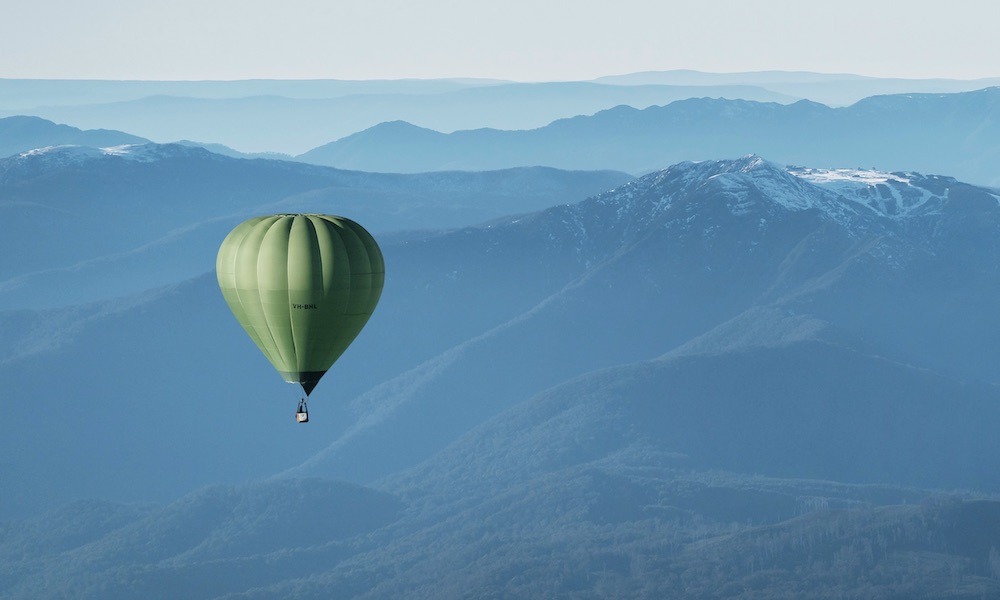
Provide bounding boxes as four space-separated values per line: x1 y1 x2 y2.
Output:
296 397 310 424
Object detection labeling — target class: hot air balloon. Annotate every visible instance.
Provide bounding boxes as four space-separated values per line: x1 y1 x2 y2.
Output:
216 214 384 422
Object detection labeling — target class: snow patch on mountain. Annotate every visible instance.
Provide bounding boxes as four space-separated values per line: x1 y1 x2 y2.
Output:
100 144 170 162
18 145 107 160
587 168 682 227
14 143 212 166
791 167 949 218
689 156 873 228
0 142 225 187
659 157 965 224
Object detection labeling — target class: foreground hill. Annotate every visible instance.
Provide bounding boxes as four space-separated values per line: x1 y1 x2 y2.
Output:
272 335 1000 598
387 336 1000 497
0 478 405 599
7 334 1000 598
298 88 1000 187
4 449 998 598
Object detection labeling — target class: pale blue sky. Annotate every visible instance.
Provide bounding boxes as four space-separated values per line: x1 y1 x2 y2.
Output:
2 0 997 81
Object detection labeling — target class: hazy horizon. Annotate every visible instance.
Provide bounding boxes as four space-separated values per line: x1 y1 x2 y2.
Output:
2 0 998 81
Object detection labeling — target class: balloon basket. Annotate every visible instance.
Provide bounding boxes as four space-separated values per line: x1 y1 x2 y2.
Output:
296 399 309 423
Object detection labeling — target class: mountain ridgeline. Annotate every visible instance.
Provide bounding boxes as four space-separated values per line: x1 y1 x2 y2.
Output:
3 155 1000 598
0 141 630 309
298 88 1000 187
4 73 1000 156
0 115 149 158
5 85 1000 189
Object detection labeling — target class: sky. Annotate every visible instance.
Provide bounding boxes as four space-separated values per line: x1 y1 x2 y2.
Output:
1 0 998 81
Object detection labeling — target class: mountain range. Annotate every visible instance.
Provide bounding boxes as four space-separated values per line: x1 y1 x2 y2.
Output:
4 72 1000 156
298 88 1000 186
0 115 148 157
6 84 1000 192
3 154 1000 597
0 138 630 310
0 80 794 155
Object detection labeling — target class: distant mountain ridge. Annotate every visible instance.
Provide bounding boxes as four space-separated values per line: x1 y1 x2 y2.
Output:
0 141 631 310
0 80 795 154
5 71 1000 155
595 69 1000 105
9 86 999 188
0 115 148 158
297 88 1000 187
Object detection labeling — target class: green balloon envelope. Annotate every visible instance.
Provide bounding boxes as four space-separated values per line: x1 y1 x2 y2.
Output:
217 214 384 396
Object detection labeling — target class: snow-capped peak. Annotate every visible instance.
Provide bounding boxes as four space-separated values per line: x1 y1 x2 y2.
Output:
683 157 959 221
583 155 974 241
690 155 869 224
